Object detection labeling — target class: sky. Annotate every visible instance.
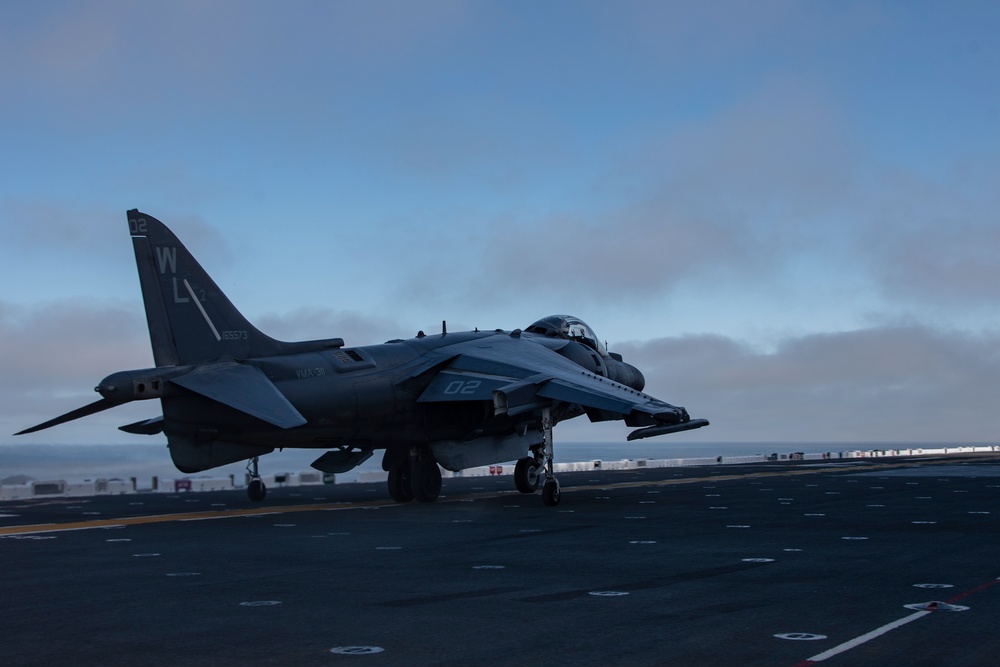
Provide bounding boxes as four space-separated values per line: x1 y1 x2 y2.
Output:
2 1 999 451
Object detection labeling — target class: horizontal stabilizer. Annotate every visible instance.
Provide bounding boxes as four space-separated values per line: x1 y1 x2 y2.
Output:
171 363 307 429
15 398 125 435
627 418 710 441
119 416 165 435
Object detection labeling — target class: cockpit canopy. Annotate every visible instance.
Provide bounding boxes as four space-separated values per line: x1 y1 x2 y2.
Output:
526 315 608 357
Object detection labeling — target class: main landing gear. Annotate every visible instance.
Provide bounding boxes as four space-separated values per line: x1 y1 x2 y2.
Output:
388 450 442 503
514 407 560 506
246 456 267 502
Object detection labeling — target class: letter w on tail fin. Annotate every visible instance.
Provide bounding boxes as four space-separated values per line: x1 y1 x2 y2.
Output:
128 210 281 367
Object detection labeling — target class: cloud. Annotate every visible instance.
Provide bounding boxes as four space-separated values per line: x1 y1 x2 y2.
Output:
858 157 1000 308
255 306 406 347
0 298 153 442
377 77 858 314
615 324 1000 443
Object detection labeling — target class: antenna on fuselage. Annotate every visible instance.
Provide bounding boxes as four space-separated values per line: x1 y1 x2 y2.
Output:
442 320 447 335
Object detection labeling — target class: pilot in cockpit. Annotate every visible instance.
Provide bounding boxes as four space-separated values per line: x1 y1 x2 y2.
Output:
526 315 608 357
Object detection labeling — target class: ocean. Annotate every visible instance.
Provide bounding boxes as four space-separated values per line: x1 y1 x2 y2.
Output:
1 441 990 484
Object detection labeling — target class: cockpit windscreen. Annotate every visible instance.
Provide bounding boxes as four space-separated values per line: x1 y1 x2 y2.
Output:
525 315 608 357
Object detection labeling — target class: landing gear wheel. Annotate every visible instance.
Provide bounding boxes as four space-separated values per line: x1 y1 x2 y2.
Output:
542 479 561 506
387 460 413 503
247 478 267 502
514 457 541 494
412 459 442 503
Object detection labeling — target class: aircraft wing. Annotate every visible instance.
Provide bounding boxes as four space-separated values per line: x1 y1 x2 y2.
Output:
415 336 707 438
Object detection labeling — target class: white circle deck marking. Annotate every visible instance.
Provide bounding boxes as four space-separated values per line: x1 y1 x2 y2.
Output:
589 591 629 597
911 521 937 525
106 538 131 542
240 600 282 607
376 546 402 550
473 565 505 570
904 601 969 612
742 558 775 562
132 553 160 557
969 511 990 514
629 540 657 544
274 523 297 527
914 583 953 589
783 548 803 552
842 536 868 540
775 633 827 641
728 525 751 529
330 646 384 655
167 572 201 577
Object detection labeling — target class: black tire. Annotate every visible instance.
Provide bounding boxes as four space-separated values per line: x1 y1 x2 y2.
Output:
247 478 267 502
387 460 413 503
514 457 540 494
412 459 442 503
542 479 560 506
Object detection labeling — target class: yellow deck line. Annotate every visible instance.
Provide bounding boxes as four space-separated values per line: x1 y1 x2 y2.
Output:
2 455 994 537
0 500 397 536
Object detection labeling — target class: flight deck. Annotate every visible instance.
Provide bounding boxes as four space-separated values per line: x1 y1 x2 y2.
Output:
3 453 999 666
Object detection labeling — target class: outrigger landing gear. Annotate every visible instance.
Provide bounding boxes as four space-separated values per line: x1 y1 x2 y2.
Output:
246 456 267 502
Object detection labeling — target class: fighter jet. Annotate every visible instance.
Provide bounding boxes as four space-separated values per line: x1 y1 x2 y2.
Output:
18 210 708 505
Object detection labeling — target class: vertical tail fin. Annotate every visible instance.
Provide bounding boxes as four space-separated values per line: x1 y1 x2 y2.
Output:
128 210 281 366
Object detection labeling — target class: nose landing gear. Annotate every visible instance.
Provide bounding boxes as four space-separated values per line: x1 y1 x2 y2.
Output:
513 407 561 506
